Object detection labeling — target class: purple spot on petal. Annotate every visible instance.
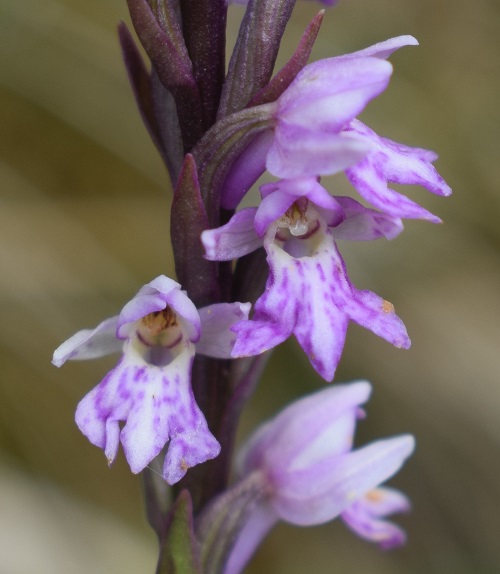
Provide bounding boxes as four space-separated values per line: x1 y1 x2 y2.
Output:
134 367 147 382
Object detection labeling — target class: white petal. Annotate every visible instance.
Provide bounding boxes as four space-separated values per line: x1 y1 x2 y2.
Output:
52 316 121 367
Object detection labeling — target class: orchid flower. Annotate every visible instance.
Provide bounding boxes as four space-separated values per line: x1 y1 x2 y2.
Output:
221 36 450 222
203 178 409 381
223 382 414 574
53 275 250 484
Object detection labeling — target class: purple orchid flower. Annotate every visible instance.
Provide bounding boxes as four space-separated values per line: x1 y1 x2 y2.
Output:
224 382 415 574
53 275 250 484
202 177 409 381
221 36 450 221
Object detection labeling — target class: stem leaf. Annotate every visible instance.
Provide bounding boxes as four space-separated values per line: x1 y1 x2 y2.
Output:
171 154 219 306
157 490 201 574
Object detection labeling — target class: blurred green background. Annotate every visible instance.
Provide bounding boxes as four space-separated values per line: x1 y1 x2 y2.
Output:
1 0 500 572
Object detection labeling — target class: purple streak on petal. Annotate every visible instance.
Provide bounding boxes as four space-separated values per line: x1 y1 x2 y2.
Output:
347 289 410 349
346 161 441 222
164 424 221 484
75 339 219 483
221 130 273 210
231 246 297 358
342 504 407 549
223 502 278 574
342 486 412 551
75 355 130 455
201 208 261 261
118 366 173 473
291 255 350 380
52 316 121 367
231 318 292 358
273 435 415 525
330 196 404 241
339 36 419 60
341 486 411 548
345 120 451 221
197 302 252 358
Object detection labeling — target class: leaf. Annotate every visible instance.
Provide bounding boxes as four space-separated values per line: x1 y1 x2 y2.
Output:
157 490 201 574
196 473 266 574
192 104 274 226
126 0 203 150
150 69 185 182
170 154 219 306
248 10 325 107
217 0 297 118
118 22 166 162
127 0 194 89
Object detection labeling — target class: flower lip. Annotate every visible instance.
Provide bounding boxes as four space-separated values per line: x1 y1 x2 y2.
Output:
230 194 410 380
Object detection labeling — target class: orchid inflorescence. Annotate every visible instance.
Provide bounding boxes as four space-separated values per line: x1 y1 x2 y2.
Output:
53 0 450 571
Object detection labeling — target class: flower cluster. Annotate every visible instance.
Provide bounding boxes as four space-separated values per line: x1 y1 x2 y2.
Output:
203 35 450 381
52 1 451 571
